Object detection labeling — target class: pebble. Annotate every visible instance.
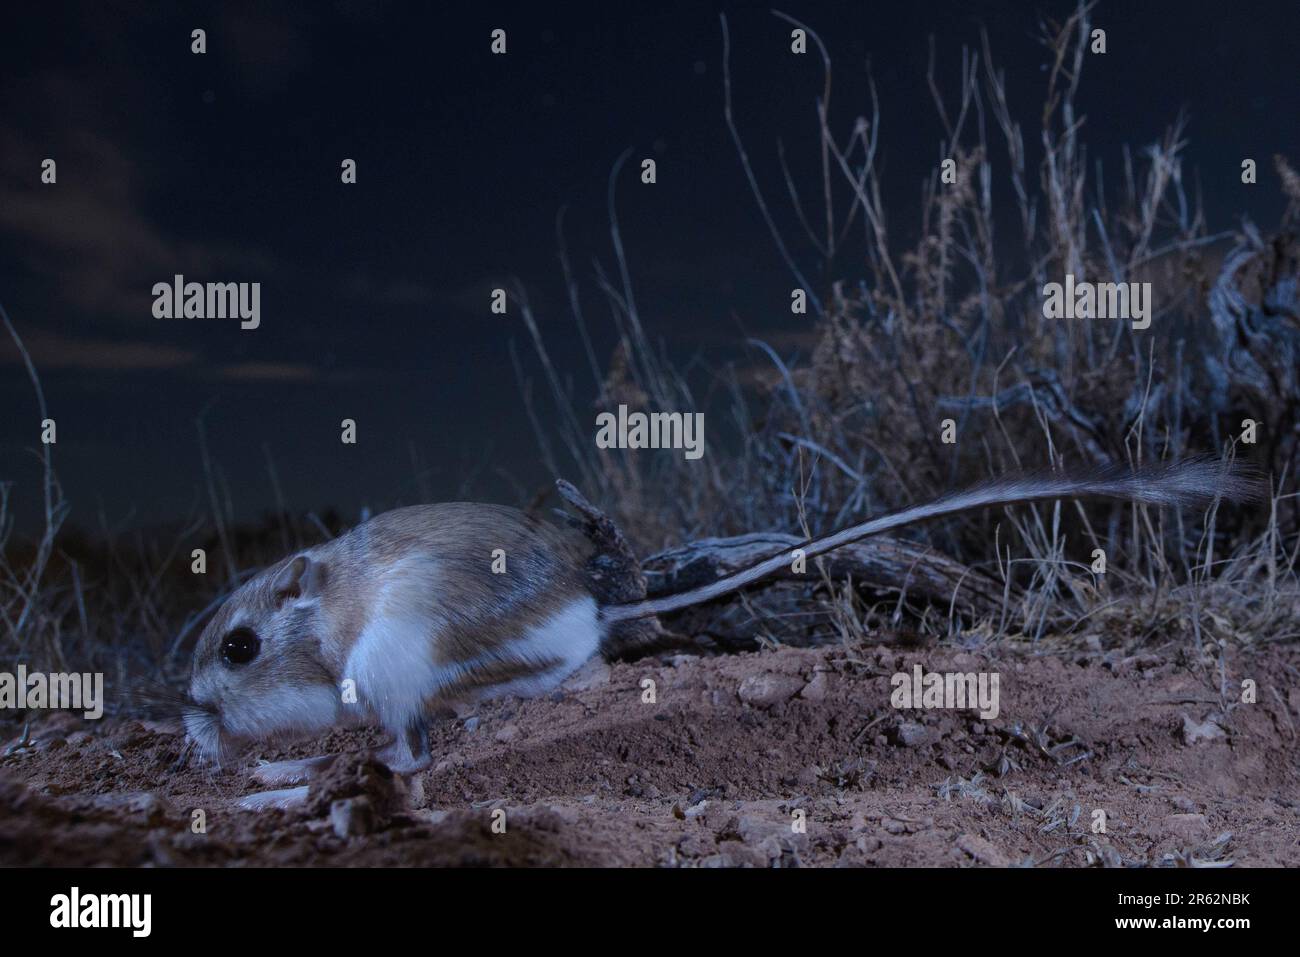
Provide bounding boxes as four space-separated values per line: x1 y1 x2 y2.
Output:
1181 713 1226 745
894 722 932 747
433 751 465 773
737 673 804 708
677 832 714 857
796 765 820 786
1163 813 1210 840
90 790 163 820
330 797 376 838
956 832 1009 867
560 659 611 691
800 673 829 702
683 799 709 820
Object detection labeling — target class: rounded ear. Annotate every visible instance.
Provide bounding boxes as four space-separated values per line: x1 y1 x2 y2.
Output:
272 554 321 603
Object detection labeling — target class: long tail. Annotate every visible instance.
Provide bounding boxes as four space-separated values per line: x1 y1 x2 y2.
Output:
600 456 1262 623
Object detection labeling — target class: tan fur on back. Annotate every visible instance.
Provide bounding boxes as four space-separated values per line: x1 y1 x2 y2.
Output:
311 503 594 668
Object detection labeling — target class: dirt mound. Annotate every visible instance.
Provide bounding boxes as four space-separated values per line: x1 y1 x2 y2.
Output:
2 641 1297 866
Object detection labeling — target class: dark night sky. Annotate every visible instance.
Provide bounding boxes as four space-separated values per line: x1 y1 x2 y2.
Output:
2 1 1296 533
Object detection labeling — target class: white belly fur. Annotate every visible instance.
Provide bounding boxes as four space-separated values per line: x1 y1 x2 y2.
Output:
343 595 602 732
475 595 603 701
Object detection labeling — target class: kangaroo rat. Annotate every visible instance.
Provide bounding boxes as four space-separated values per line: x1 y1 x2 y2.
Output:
183 458 1255 776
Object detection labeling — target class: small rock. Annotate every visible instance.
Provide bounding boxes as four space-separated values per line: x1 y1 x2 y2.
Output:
305 753 401 821
754 835 786 863
957 832 1009 867
1164 813 1209 841
330 797 376 838
90 790 163 821
739 817 783 843
800 673 829 702
859 833 884 853
411 808 450 826
1120 653 1162 671
719 814 787 846
893 722 932 747
462 716 480 732
1181 713 1226 746
494 724 519 743
737 673 804 709
686 785 722 805
560 658 611 692
795 765 820 786
545 803 583 826
677 832 714 857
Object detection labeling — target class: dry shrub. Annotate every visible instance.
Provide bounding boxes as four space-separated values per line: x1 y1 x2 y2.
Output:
514 2 1300 651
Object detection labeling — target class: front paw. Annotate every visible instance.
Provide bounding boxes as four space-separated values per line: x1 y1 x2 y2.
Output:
374 743 431 775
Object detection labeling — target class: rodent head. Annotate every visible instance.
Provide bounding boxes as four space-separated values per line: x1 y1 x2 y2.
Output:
185 553 341 762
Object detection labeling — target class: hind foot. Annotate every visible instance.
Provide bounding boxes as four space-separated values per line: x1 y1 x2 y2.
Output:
235 786 310 811
252 754 338 786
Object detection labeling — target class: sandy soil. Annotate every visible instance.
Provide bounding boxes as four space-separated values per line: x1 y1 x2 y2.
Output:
2 640 1298 867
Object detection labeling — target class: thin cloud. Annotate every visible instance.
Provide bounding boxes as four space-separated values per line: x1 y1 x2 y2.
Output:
0 331 196 372
216 361 323 383
0 37 275 326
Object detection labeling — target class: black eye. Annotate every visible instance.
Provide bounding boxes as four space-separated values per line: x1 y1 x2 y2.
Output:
221 628 261 666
